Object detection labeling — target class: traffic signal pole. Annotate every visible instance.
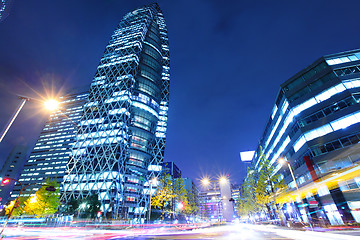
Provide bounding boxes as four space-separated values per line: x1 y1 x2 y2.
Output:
0 177 56 239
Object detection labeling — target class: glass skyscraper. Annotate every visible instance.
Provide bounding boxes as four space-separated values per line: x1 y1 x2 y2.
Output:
12 92 88 199
62 3 170 221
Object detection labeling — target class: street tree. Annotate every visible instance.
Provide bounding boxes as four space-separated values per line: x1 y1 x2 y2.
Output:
256 147 286 220
183 191 199 216
63 197 80 215
5 197 27 216
237 167 258 217
238 147 286 222
23 178 60 217
173 177 188 214
83 194 101 218
151 174 176 218
5 178 60 217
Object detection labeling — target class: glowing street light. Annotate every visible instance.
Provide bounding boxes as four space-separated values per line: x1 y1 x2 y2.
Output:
44 99 59 111
201 178 210 186
219 176 228 185
200 176 233 222
200 176 228 187
279 158 312 228
0 96 59 143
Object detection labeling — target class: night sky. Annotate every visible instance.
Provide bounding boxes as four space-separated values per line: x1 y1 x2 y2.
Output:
0 0 360 186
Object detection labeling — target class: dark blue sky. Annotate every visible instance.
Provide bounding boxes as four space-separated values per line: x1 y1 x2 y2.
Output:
0 0 359 185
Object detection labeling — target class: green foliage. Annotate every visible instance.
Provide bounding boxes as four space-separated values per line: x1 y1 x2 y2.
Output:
64 197 80 214
86 194 101 218
151 174 199 218
5 178 60 217
237 146 286 219
237 167 258 216
151 174 176 211
27 178 60 217
75 194 101 219
184 191 199 216
5 197 27 216
256 147 286 207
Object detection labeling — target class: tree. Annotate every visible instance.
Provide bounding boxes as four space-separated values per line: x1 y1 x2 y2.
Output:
84 194 101 218
23 178 60 217
63 197 80 215
255 147 286 221
173 177 188 214
237 167 258 217
5 178 60 218
151 175 200 220
5 197 27 217
151 174 176 218
184 191 199 216
237 147 286 221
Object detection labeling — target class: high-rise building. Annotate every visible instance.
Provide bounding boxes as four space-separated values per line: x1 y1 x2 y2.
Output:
11 92 88 199
199 180 235 222
0 145 28 204
251 49 360 225
62 3 170 221
0 0 13 22
162 162 181 178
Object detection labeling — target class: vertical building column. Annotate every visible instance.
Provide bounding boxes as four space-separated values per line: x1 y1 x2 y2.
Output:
329 187 355 223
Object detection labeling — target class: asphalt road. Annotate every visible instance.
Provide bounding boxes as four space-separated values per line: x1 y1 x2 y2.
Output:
2 223 360 240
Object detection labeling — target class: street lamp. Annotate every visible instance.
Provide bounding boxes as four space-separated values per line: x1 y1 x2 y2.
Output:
200 176 230 221
44 99 60 111
279 158 312 228
77 202 88 218
0 177 56 238
0 96 59 143
148 177 158 224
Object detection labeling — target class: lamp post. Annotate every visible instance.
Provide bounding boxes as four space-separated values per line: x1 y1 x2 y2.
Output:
0 97 29 143
148 178 157 224
0 177 56 238
0 96 59 143
279 159 313 229
201 176 233 222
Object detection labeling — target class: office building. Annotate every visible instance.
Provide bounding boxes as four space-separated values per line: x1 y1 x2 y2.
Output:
251 49 360 225
62 3 170 221
199 179 235 222
11 92 88 199
0 145 28 204
162 162 181 178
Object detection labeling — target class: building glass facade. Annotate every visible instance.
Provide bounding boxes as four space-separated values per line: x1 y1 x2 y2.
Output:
12 92 88 199
251 49 360 225
0 145 28 204
62 3 170 221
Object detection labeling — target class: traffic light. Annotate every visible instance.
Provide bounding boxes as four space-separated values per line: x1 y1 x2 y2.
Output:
1 179 9 184
177 202 184 210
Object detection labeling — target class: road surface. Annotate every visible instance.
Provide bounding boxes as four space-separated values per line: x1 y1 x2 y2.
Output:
2 223 360 239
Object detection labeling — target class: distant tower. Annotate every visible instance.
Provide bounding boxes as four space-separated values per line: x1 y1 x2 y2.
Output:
62 3 170 221
0 0 13 22
11 92 88 199
0 145 28 204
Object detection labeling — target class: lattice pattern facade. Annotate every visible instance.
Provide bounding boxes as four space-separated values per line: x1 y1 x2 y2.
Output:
62 3 170 221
